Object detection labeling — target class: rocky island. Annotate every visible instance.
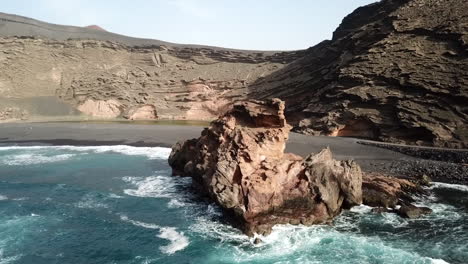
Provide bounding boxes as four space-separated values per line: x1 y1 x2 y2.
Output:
169 99 432 235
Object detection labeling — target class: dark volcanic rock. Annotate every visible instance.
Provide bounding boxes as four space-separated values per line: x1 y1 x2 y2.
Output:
362 172 433 218
250 0 468 149
169 99 363 235
397 204 432 219
365 159 468 185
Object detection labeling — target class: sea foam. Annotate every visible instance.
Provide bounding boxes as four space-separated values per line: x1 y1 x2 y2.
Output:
1 153 76 166
430 182 468 192
120 215 189 255
0 145 171 160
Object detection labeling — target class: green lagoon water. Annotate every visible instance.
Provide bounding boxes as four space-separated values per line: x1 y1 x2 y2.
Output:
0 145 467 264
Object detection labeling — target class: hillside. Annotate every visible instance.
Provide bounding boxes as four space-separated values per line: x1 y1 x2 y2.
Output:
1 0 467 148
250 0 468 148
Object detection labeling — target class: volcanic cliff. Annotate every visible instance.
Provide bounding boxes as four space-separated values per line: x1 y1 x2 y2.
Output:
250 0 468 148
1 0 467 148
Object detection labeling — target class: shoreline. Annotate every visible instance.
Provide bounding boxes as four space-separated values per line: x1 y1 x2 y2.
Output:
1 122 467 185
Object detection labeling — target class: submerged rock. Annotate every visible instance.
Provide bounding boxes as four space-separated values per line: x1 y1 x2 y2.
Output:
397 204 433 219
169 99 363 235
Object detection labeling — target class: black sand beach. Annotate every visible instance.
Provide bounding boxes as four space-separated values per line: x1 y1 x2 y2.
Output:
1 122 467 184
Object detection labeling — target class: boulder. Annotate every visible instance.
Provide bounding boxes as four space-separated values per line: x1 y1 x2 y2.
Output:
169 99 363 235
362 172 433 218
397 204 433 219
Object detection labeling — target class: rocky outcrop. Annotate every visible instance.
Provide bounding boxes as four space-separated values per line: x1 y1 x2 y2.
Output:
362 172 432 217
124 105 158 120
77 99 122 118
250 0 468 148
169 99 363 235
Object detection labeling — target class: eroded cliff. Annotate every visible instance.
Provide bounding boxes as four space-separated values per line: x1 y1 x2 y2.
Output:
1 0 467 148
251 0 468 148
0 12 303 121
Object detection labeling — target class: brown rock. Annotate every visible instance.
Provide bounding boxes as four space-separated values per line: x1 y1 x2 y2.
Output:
397 204 432 219
77 99 122 118
124 105 158 120
169 99 362 235
362 172 423 208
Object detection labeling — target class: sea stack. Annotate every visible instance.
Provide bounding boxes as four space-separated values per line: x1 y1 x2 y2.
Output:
168 99 363 235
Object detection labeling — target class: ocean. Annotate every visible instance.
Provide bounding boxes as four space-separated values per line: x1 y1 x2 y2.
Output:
0 145 466 264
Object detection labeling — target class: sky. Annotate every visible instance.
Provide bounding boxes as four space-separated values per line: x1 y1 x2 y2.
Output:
1 0 377 50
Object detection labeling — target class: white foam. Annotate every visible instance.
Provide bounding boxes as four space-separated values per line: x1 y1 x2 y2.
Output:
190 214 248 244
11 197 28 201
167 199 186 208
412 192 463 220
108 193 124 199
120 215 189 255
350 204 373 214
430 182 468 192
120 215 160 229
123 175 177 198
0 145 171 160
122 174 192 202
0 195 7 201
430 258 450 264
0 249 20 264
157 227 190 255
1 153 76 166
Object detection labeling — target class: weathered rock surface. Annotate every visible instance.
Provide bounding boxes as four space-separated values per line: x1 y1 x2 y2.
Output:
124 105 158 120
1 0 467 148
362 172 432 217
250 0 468 148
0 12 303 122
169 99 363 235
77 99 122 118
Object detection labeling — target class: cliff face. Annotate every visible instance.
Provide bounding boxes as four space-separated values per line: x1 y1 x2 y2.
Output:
0 12 303 121
251 0 468 148
1 0 467 148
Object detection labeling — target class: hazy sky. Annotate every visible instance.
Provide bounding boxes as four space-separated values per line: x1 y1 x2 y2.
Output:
2 0 376 50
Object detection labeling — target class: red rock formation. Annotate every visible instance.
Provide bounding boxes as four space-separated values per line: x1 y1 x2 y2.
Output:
362 172 432 217
169 99 363 235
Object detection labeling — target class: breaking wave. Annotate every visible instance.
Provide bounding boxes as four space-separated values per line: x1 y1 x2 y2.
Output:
0 153 76 166
0 145 171 160
120 215 189 255
430 182 468 192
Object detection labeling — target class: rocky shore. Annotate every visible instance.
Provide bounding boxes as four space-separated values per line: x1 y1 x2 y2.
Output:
168 99 434 236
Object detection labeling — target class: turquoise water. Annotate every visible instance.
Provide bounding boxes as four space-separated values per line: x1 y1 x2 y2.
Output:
0 145 467 264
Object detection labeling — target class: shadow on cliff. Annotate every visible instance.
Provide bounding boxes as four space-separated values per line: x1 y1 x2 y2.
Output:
244 0 468 148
